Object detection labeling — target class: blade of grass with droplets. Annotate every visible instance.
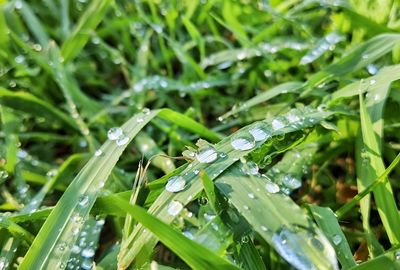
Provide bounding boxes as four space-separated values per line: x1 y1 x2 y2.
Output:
18 108 221 269
60 0 114 63
215 165 338 269
309 205 356 268
358 94 400 245
118 107 335 269
110 195 241 270
305 34 400 90
17 0 49 46
0 88 78 130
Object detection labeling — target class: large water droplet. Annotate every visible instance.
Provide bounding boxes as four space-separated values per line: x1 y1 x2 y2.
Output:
242 161 259 175
196 146 218 163
249 125 271 141
165 175 186 192
231 135 255 151
167 200 183 216
265 180 280 193
81 247 95 258
116 135 129 146
107 127 123 140
272 118 286 131
282 174 301 190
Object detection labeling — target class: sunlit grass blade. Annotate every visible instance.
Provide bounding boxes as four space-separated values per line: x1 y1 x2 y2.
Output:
358 94 400 245
110 195 241 270
309 205 356 268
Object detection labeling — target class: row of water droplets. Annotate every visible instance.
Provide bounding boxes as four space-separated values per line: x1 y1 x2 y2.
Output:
165 107 322 217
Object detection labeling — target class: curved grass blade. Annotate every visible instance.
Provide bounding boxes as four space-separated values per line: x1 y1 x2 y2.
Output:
0 88 78 130
0 215 34 245
349 248 400 270
309 205 356 268
109 195 241 270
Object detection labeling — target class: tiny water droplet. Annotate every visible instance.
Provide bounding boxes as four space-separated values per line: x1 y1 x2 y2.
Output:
94 149 103 157
78 195 89 207
107 127 123 140
247 193 255 199
370 79 376 85
332 234 342 245
165 176 186 192
167 201 183 216
395 251 400 260
142 108 151 115
242 161 259 175
261 225 268 232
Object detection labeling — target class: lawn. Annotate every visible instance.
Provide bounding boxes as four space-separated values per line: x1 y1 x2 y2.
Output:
1 0 400 269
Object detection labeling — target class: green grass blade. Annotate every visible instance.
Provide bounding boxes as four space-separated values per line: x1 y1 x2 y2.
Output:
359 94 400 245
309 205 356 268
61 0 114 63
110 195 241 270
349 248 400 270
0 88 78 130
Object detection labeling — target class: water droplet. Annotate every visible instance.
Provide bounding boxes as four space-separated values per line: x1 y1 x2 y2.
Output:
183 230 195 239
317 104 327 111
242 161 259 175
193 170 200 175
272 118 286 131
367 64 378 75
265 180 280 193
196 146 218 163
57 242 67 252
116 135 129 146
332 234 342 245
261 225 268 232
249 125 271 141
165 176 186 192
78 195 89 207
15 0 23 9
204 213 216 221
395 251 400 260
167 201 183 217
142 108 151 115
81 247 95 258
219 152 227 158
241 235 249 243
94 149 103 157
107 127 123 140
237 51 246 60
15 55 25 63
231 135 255 151
247 193 255 199
71 245 81 254
370 79 376 85
282 175 302 190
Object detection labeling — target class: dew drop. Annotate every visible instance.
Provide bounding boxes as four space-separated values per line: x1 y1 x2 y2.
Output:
261 225 268 232
107 127 123 140
116 135 129 146
165 176 186 192
247 193 255 199
370 79 376 85
242 161 259 175
249 125 271 141
272 119 285 131
81 247 95 258
395 251 400 260
167 201 183 216
231 135 255 151
282 174 302 190
196 147 218 163
78 195 89 207
265 180 280 194
332 234 342 245
94 149 103 157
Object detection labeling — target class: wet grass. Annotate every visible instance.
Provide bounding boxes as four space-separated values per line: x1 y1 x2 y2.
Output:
1 0 400 269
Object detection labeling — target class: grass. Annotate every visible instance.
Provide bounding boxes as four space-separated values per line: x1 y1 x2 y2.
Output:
1 0 400 269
